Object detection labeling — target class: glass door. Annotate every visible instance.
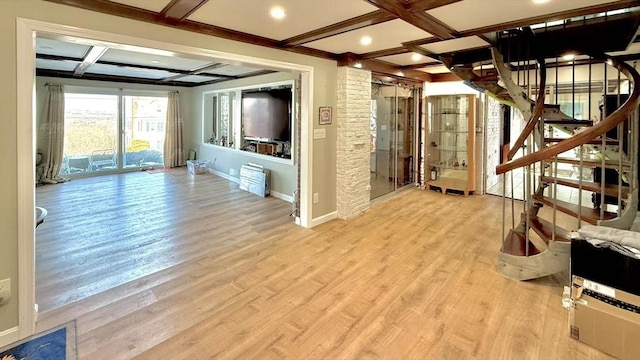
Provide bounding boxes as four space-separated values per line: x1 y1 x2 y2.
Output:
370 84 417 200
370 84 396 199
122 96 167 169
63 93 168 176
63 93 118 175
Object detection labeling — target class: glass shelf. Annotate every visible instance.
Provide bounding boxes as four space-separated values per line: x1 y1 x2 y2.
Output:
430 146 467 151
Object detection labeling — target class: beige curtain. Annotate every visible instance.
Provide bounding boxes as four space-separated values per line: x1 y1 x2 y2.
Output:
164 91 184 168
42 84 67 183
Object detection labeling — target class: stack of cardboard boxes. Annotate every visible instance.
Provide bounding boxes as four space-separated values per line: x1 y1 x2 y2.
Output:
569 239 640 360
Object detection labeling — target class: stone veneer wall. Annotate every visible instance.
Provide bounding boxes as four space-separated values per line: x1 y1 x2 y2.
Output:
474 94 485 194
485 96 502 190
336 67 371 219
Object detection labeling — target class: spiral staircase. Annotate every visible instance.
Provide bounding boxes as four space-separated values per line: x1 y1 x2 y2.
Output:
444 13 640 280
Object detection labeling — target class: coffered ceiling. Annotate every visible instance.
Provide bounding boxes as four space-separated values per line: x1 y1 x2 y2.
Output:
38 0 640 86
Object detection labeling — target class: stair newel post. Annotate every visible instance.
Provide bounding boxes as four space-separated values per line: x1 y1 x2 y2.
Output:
525 132 533 256
587 56 593 126
511 169 515 228
578 145 584 228
600 60 608 220
502 171 506 251
617 69 623 216
629 74 636 195
553 155 558 242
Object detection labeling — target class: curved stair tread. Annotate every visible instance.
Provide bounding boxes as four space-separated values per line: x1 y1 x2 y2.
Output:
544 137 620 145
554 157 632 170
497 242 570 281
540 176 630 198
532 195 617 225
542 106 573 120
520 212 571 243
543 119 593 126
501 229 542 256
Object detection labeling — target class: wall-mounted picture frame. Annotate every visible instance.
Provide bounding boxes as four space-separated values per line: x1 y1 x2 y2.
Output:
319 106 332 125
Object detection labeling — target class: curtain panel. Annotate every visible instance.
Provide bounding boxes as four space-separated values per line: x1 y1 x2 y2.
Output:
42 83 67 183
164 91 184 168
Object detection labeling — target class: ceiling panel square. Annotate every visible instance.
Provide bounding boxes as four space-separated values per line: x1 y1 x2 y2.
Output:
178 75 223 83
109 0 169 12
422 36 489 54
427 0 621 32
203 65 265 76
377 53 438 66
36 38 90 58
188 0 378 41
36 59 80 72
305 20 432 54
100 48 214 71
419 65 451 74
84 63 178 79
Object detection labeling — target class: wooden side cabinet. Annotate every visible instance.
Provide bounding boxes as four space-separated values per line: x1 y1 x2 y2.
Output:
425 94 476 196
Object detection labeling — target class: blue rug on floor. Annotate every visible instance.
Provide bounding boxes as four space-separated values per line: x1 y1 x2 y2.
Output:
0 327 66 360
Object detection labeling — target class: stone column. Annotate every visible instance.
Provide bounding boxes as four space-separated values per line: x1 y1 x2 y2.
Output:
336 67 371 219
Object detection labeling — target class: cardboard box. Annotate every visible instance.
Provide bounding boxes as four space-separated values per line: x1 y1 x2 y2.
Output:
570 276 640 360
186 160 207 175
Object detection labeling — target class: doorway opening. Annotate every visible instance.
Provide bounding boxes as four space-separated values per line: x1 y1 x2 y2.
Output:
17 18 315 338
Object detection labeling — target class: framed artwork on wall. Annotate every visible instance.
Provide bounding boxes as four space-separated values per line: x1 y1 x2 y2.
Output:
319 106 332 125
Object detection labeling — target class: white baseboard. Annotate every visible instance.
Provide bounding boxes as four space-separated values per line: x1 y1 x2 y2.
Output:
0 326 19 349
209 169 292 203
310 211 337 228
271 190 293 203
208 168 239 183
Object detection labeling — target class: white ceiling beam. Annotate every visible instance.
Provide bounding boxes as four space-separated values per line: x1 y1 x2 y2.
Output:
73 45 108 76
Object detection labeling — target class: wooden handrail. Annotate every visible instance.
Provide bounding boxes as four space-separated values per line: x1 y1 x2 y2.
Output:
497 57 640 174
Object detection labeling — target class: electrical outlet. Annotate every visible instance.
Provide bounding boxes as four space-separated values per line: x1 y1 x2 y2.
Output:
0 278 11 306
313 193 319 204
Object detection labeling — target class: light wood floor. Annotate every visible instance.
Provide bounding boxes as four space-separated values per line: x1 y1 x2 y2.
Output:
34 170 613 359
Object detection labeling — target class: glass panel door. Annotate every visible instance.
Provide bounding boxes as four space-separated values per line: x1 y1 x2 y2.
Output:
394 91 415 188
370 84 397 199
122 96 167 169
63 93 118 175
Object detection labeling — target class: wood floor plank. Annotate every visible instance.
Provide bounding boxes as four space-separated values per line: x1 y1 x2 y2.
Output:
34 172 614 360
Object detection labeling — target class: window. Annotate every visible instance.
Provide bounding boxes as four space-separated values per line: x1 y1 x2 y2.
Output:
62 91 168 176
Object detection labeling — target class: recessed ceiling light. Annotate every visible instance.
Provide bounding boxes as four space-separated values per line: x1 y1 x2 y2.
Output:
270 7 286 20
532 0 550 4
562 53 575 61
354 62 363 68
411 53 421 61
397 71 405 77
360 36 372 46
150 60 159 64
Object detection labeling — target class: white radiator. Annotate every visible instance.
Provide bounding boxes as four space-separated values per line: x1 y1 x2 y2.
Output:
239 163 270 197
